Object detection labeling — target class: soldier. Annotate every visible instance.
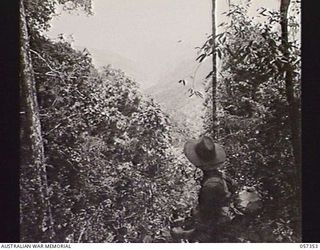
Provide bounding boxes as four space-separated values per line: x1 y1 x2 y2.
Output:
171 136 235 242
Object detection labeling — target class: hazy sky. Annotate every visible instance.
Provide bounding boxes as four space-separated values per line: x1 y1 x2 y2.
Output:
47 0 279 89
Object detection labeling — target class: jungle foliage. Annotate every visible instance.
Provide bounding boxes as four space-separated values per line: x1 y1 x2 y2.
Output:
20 0 300 243
21 0 199 242
200 1 301 242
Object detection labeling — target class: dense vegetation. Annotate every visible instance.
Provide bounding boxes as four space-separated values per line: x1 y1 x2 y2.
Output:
21 0 200 242
200 2 301 242
20 0 300 243
32 38 201 242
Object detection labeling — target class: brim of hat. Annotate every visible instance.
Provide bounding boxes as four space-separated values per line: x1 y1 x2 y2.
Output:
183 139 226 167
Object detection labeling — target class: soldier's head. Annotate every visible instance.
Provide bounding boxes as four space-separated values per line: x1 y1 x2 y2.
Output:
183 136 226 171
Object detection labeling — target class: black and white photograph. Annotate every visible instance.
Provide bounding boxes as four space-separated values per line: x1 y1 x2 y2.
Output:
19 0 301 243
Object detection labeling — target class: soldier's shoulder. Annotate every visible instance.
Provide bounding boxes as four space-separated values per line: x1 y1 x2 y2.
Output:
203 176 224 188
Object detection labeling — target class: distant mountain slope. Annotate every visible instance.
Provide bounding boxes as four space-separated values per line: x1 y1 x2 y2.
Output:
145 58 212 143
75 44 212 144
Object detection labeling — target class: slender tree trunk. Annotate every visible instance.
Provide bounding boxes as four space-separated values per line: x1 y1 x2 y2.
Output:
211 0 218 139
20 0 55 242
280 0 301 241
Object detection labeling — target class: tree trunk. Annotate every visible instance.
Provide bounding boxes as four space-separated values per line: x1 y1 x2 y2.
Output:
280 0 301 241
211 0 218 139
20 0 55 242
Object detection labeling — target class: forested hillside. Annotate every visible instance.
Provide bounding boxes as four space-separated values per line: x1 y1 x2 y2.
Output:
20 0 300 243
20 0 200 242
144 58 211 143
